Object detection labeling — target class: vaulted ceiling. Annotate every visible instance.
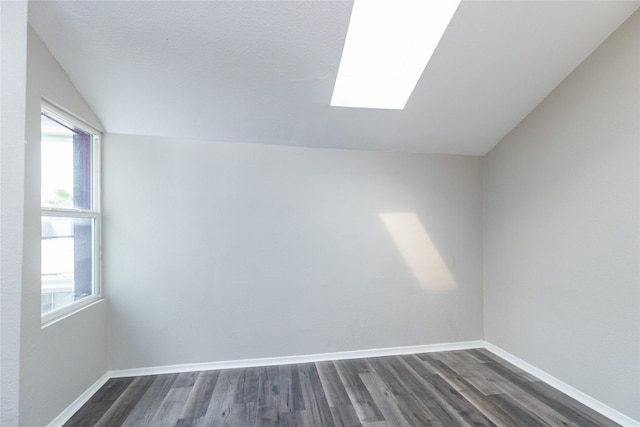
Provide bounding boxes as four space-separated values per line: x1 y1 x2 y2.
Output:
28 1 639 155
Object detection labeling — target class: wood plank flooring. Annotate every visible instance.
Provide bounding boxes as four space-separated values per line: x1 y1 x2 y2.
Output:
65 349 619 426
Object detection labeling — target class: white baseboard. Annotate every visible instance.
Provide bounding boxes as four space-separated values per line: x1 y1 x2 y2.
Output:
47 372 111 427
109 340 485 378
484 342 640 427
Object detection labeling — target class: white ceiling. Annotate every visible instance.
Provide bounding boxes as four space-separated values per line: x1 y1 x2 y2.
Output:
28 1 639 155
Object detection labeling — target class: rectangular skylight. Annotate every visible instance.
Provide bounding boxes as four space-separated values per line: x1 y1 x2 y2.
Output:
331 0 461 110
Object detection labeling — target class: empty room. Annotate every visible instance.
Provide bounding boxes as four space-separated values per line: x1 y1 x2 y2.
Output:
1 0 639 426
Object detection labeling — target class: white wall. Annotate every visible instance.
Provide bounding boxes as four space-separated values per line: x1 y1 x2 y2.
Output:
104 134 483 370
484 10 639 422
0 3 27 425
20 26 108 426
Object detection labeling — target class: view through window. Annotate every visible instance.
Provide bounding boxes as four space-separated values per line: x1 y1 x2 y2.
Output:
41 104 100 319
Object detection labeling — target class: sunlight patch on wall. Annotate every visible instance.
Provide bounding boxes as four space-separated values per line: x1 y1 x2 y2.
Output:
380 213 456 291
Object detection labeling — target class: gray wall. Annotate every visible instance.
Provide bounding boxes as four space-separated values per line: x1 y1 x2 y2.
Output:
1 3 27 425
21 26 108 426
104 135 484 370
484 11 639 421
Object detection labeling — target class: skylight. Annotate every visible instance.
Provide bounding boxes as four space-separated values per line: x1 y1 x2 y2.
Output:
331 0 461 110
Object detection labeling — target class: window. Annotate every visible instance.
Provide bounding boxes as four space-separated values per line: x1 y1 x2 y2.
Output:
41 102 101 322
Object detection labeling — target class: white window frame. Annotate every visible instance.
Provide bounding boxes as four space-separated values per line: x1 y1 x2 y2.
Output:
41 100 102 325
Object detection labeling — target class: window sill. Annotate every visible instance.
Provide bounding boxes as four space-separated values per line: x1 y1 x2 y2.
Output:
41 295 104 328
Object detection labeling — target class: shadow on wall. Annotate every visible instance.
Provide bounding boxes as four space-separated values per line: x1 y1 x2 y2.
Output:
380 212 457 292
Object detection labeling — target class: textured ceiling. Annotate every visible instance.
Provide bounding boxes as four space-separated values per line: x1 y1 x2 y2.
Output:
28 1 639 155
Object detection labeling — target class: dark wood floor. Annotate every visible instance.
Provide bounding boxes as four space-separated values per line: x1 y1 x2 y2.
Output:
65 349 618 427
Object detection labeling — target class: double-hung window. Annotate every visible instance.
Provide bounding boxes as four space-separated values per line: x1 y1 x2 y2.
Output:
41 102 101 323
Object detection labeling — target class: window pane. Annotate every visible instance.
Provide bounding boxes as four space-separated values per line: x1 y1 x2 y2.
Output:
41 113 93 210
41 217 95 315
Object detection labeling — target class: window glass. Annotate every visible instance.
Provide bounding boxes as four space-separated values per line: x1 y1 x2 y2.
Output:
41 113 93 210
41 105 100 321
41 217 95 315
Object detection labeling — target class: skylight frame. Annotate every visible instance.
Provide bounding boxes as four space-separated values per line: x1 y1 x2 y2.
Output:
331 0 461 110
